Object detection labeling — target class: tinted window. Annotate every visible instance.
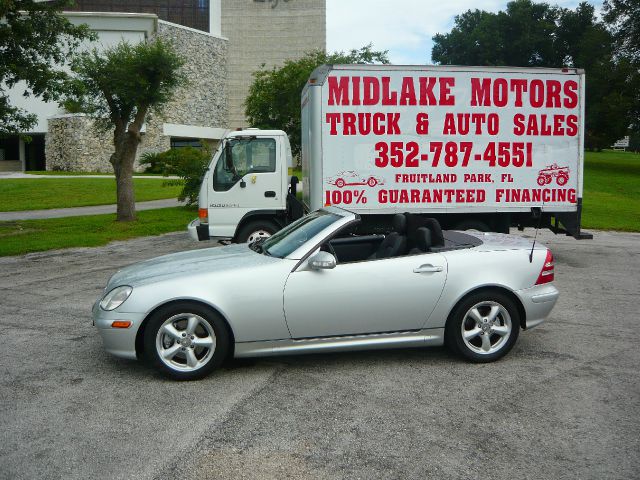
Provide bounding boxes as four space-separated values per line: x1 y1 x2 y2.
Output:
213 138 276 192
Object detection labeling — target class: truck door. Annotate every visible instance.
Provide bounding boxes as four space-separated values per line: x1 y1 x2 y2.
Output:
209 137 283 237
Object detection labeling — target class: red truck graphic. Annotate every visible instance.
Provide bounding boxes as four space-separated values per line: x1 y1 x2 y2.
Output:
537 164 570 186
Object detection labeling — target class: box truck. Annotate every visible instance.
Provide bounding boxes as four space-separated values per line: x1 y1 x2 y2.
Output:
189 64 590 243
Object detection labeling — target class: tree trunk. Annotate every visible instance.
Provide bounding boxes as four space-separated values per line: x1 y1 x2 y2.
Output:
110 122 142 222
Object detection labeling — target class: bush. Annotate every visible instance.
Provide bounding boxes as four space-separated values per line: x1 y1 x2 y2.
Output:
140 145 211 206
139 151 166 174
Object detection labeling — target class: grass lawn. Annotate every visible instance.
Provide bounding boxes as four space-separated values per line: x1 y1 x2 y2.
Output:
0 207 197 256
0 178 182 212
582 150 640 232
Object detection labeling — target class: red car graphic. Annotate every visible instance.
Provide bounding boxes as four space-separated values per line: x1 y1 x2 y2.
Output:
326 171 385 188
537 164 570 186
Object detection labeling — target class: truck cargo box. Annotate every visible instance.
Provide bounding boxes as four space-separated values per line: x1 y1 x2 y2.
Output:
301 64 586 236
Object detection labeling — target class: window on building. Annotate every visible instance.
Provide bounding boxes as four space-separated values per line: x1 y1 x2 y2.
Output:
170 137 203 149
68 1 210 32
0 137 19 161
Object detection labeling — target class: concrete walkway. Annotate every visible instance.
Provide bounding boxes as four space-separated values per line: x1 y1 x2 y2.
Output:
0 172 177 179
0 198 186 221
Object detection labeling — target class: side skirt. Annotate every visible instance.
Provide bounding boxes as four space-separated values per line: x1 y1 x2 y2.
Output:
234 328 445 358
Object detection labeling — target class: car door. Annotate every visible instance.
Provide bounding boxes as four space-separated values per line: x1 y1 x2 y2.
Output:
282 253 448 339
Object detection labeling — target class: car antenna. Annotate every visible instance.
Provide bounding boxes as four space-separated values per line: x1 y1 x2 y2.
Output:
529 205 543 263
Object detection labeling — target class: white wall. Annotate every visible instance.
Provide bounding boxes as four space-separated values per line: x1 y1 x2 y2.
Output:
5 13 155 133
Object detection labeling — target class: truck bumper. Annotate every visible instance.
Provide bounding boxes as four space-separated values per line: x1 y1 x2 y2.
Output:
188 219 211 241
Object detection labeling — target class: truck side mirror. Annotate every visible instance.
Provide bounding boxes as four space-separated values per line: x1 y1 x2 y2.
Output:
308 251 336 270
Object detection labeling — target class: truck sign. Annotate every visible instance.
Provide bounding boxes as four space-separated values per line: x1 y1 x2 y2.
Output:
303 65 584 215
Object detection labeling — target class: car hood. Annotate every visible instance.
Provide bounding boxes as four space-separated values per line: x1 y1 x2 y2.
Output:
106 243 277 288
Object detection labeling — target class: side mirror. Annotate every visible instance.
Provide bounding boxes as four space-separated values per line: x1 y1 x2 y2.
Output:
308 251 336 270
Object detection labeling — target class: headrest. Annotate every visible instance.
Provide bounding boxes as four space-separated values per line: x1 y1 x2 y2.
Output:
423 218 444 247
415 227 432 251
392 213 407 234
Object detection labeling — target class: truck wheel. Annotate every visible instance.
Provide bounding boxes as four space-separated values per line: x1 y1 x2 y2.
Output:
335 179 345 188
367 177 377 187
236 220 279 243
454 219 491 232
537 175 546 186
556 175 568 186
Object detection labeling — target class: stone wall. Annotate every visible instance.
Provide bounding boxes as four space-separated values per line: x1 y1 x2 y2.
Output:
45 21 228 171
221 0 326 129
46 115 113 172
155 22 228 129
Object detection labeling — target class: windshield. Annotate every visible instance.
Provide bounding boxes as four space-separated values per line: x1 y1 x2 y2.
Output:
260 210 341 258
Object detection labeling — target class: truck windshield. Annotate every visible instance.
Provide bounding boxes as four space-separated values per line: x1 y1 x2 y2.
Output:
260 210 340 258
213 137 276 191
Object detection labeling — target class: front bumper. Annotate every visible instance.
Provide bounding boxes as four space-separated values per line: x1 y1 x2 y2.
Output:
92 300 145 360
187 219 211 241
515 283 560 330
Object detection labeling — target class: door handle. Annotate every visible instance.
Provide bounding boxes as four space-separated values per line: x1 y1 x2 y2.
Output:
264 191 276 198
413 264 443 273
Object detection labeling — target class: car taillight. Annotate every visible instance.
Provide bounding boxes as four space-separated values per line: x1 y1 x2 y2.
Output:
535 249 554 285
198 208 209 224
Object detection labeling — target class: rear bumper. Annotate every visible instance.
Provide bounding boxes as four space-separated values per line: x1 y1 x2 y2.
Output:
188 219 211 241
515 283 559 330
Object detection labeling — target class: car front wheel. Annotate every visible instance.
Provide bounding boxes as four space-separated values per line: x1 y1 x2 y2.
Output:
143 302 229 380
445 291 520 363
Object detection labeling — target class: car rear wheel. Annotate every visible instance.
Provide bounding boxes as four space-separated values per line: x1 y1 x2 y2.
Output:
445 291 520 363
143 302 229 380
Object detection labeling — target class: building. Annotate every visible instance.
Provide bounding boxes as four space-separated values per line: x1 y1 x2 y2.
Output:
0 0 325 172
221 0 326 128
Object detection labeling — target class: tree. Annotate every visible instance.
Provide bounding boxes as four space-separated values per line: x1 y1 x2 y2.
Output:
603 0 640 63
603 0 640 133
0 0 93 136
64 40 185 221
432 0 634 150
245 44 389 157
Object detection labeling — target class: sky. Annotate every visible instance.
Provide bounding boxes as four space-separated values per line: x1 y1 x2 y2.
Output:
326 0 604 65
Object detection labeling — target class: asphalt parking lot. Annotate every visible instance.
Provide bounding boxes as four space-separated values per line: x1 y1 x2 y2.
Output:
1 228 639 480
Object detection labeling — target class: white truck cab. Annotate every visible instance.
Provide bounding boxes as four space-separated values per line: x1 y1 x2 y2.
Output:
188 129 295 243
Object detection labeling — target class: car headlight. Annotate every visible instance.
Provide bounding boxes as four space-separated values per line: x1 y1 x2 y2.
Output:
100 286 133 311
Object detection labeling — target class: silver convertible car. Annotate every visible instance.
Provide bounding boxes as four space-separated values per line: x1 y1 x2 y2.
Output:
93 207 559 380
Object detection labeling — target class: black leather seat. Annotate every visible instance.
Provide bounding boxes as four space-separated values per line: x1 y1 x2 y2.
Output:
369 214 407 259
405 213 445 249
422 218 444 247
409 227 432 254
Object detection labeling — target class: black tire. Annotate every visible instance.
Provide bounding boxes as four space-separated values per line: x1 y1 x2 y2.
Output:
236 220 279 243
445 290 520 363
143 302 230 380
454 219 491 232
